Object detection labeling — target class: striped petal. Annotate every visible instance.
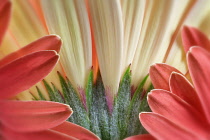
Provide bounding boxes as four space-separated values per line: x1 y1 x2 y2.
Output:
121 0 146 70
148 90 207 136
0 0 11 44
181 26 210 52
0 101 72 132
88 0 123 109
41 0 92 92
149 63 181 91
52 121 99 140
187 46 210 123
140 113 199 140
0 35 61 67
0 51 59 99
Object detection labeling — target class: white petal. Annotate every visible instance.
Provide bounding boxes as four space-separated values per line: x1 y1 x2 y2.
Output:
88 0 123 104
121 0 146 72
41 0 92 90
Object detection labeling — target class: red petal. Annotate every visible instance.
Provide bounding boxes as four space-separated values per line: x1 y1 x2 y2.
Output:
148 90 207 136
0 51 59 99
52 121 99 140
0 35 61 67
149 63 181 91
187 46 210 123
1 127 77 140
0 0 11 44
181 26 210 52
169 72 204 114
124 134 156 140
140 113 200 140
0 100 72 132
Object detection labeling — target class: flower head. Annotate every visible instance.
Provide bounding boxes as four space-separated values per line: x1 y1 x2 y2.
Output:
3 0 210 139
3 0 204 139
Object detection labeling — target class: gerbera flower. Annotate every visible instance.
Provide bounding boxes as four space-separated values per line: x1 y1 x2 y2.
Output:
126 27 210 139
2 0 207 139
0 1 98 139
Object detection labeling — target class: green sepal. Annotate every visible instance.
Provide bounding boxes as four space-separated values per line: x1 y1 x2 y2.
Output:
127 74 149 136
43 79 56 101
85 70 93 114
58 72 90 129
138 87 151 134
110 66 131 139
51 83 65 103
90 74 110 140
57 72 75 123
36 86 46 100
86 70 102 137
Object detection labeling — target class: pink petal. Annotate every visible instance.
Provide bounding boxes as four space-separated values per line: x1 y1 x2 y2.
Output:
149 63 181 91
169 72 204 114
52 121 100 140
140 113 200 140
0 35 61 67
1 127 77 140
0 51 59 99
124 134 156 140
0 0 11 44
0 100 72 132
148 90 207 136
182 26 210 52
187 46 210 123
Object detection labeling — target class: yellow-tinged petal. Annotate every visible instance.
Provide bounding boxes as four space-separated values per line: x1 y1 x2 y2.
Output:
185 0 210 36
41 0 92 92
9 0 47 46
165 0 210 73
14 91 34 101
0 32 20 57
88 0 123 105
130 0 195 88
0 1 67 100
0 0 49 100
0 0 47 55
